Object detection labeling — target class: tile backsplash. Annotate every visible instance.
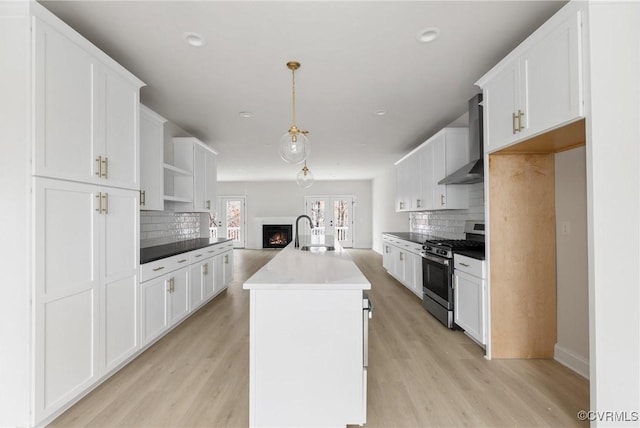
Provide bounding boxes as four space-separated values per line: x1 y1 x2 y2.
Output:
410 182 485 239
140 211 202 248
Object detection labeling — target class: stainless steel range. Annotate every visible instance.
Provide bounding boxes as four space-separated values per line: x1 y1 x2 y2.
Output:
421 221 485 328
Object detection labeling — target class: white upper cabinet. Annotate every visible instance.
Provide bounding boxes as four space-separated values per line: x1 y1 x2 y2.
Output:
171 137 218 212
33 18 144 189
430 128 469 210
395 127 469 211
140 105 167 210
478 5 583 153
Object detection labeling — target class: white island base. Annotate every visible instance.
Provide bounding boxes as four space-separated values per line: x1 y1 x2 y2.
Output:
243 237 371 427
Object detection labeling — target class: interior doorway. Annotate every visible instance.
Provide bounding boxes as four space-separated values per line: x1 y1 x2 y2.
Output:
216 196 246 248
304 196 354 248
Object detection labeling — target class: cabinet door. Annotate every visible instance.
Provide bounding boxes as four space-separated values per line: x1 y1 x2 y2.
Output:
483 62 520 153
382 242 393 271
431 133 448 209
202 258 216 298
34 178 100 421
169 266 190 325
521 11 582 139
97 65 140 190
193 144 207 212
101 188 139 371
140 106 166 210
140 276 169 346
395 161 411 211
214 253 225 293
189 262 205 309
454 270 486 344
205 150 217 211
33 19 96 183
222 250 234 288
417 144 434 210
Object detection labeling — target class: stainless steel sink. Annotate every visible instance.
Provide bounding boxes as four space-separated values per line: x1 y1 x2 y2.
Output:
300 245 335 252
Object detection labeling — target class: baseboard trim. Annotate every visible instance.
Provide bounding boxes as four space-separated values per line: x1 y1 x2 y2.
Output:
554 343 589 379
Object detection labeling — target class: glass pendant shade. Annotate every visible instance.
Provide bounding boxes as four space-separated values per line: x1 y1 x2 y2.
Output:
296 163 314 188
279 127 309 164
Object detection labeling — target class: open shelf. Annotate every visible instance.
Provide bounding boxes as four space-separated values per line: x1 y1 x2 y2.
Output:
163 163 191 177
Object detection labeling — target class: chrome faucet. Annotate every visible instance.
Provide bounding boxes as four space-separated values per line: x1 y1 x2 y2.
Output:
294 215 314 248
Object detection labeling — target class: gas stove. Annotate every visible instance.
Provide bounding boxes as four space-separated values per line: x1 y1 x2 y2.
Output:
422 239 484 258
421 221 485 259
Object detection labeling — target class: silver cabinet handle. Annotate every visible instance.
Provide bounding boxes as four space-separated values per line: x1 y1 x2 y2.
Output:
194 254 203 258
460 262 470 267
512 112 518 134
102 193 108 214
102 157 109 178
95 156 102 176
140 190 146 207
95 193 102 213
152 266 165 272
517 109 525 132
440 194 445 206
177 259 187 263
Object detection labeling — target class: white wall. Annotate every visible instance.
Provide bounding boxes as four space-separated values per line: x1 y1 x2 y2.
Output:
371 165 409 253
554 147 589 378
217 180 372 249
0 11 31 426
585 2 640 421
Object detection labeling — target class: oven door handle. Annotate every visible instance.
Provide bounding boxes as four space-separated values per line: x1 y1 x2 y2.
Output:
421 252 449 265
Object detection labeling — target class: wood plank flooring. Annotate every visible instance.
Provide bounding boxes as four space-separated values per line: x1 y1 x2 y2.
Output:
50 249 589 428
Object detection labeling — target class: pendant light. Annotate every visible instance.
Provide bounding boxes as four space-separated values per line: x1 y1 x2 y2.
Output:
279 61 309 164
296 160 314 188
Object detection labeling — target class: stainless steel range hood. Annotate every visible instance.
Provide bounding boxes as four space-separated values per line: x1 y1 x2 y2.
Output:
438 94 484 185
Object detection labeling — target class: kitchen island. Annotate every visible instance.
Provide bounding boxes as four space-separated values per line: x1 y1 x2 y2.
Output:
243 236 371 428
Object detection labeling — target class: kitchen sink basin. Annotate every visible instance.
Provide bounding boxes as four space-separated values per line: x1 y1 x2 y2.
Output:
300 245 335 252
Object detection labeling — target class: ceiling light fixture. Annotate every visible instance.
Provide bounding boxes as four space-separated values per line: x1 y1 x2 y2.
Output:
279 61 309 164
239 111 253 118
183 32 206 47
417 27 440 43
375 109 387 116
296 160 314 189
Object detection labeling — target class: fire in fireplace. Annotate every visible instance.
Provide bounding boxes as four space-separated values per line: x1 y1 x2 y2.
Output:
262 224 293 249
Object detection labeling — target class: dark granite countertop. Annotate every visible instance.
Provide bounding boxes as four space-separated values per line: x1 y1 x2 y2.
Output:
141 238 232 264
454 249 486 261
383 232 442 245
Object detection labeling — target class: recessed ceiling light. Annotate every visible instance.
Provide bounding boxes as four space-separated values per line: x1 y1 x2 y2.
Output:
417 27 440 43
375 109 387 116
183 32 206 47
239 111 253 118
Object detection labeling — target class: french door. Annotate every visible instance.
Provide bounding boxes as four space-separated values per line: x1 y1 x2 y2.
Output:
304 196 354 248
216 196 246 248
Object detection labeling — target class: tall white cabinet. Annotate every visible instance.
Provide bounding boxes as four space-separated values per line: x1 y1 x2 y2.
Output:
1 3 144 427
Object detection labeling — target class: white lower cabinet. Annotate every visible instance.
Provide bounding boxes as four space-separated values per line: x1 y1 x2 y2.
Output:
382 234 423 299
453 254 487 345
168 265 190 325
139 243 233 348
140 275 169 346
34 178 139 422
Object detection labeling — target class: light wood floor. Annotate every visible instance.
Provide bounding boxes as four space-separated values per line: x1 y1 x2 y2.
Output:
50 249 589 428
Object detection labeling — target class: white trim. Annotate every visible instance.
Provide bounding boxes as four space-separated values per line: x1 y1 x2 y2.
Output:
554 344 590 380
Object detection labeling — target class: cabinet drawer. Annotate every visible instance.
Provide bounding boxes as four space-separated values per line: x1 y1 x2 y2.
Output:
140 253 191 282
454 254 485 278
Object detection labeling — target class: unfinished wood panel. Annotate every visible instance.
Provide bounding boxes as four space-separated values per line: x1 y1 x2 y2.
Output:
489 154 557 358
499 119 586 154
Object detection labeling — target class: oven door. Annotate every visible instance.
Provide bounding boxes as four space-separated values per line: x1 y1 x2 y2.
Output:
422 253 453 309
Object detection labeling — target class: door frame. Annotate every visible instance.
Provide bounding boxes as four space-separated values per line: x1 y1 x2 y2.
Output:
216 195 247 248
304 195 355 248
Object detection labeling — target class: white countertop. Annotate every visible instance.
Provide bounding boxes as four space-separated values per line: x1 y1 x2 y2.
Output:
243 235 371 291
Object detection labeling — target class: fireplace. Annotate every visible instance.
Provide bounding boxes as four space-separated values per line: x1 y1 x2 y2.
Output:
262 224 293 249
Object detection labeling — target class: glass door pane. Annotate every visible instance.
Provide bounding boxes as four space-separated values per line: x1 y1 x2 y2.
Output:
217 196 245 248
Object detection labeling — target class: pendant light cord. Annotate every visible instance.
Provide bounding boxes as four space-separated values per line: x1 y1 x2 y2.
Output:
291 67 297 127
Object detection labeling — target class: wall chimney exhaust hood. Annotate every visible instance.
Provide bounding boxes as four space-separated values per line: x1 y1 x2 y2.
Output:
438 94 484 185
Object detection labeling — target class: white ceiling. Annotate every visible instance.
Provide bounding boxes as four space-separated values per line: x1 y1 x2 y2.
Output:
39 0 566 182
